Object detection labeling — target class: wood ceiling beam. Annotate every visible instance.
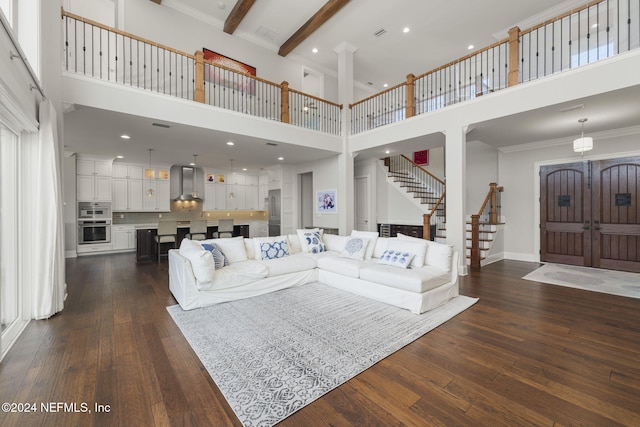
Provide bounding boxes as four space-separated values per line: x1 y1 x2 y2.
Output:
224 0 257 34
278 0 351 57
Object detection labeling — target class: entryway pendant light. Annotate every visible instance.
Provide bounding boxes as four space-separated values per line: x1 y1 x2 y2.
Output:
146 149 154 197
573 118 593 153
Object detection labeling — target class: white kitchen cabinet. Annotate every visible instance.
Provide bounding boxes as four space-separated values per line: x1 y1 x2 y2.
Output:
113 164 143 180
77 158 113 201
77 174 112 201
245 185 259 210
112 225 136 250
113 178 143 211
204 183 216 211
227 185 246 210
245 175 259 187
143 179 170 211
214 182 227 209
77 159 112 177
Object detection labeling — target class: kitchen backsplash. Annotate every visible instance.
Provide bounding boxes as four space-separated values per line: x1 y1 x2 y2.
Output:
113 200 267 224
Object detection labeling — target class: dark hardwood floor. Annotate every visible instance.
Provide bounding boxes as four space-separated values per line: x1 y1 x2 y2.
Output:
1 254 639 426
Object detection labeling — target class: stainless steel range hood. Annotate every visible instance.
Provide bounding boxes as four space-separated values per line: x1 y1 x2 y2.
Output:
170 165 204 201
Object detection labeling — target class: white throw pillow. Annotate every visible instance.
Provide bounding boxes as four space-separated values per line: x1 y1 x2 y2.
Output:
377 249 415 269
425 241 454 272
373 237 390 259
179 239 215 289
244 238 255 260
296 228 323 252
323 234 349 252
387 238 427 268
212 236 248 264
287 234 302 254
253 236 289 260
339 236 370 261
350 230 379 260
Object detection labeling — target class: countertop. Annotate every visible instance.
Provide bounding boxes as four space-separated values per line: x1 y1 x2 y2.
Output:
114 220 264 230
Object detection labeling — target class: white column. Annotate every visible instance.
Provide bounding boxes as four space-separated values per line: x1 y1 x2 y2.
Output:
333 42 358 235
444 125 468 275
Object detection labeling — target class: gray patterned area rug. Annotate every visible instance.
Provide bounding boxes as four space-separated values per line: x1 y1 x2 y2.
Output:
167 282 478 427
523 263 640 299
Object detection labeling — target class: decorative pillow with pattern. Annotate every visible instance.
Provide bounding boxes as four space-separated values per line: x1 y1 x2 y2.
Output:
259 240 290 260
339 237 370 261
201 243 229 269
377 249 415 269
303 231 325 254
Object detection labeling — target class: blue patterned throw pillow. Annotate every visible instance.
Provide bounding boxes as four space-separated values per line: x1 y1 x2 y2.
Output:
303 231 325 254
339 237 369 261
201 243 229 269
260 240 290 260
377 249 415 269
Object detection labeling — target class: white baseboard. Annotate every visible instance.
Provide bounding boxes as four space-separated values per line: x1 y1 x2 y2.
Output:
503 252 537 263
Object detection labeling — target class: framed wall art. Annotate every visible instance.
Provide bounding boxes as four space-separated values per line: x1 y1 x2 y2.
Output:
316 189 337 214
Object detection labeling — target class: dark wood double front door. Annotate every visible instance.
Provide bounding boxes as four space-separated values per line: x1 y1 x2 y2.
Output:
540 156 640 273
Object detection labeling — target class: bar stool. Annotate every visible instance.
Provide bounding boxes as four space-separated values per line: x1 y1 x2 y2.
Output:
154 220 177 262
216 219 234 238
185 220 207 241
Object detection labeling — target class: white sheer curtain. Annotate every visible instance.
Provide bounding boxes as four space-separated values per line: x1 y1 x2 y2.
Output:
32 99 66 319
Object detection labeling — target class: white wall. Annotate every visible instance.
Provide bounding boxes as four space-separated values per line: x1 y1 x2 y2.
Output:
499 129 640 262
466 140 499 215
294 156 340 230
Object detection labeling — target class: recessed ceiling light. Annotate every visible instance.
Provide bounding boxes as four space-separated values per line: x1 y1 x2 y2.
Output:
383 83 388 88
312 48 318 54
403 27 410 33
467 44 474 50
278 157 284 161
385 150 390 154
591 23 598 29
189 162 196 166
242 168 247 171
226 141 234 146
116 155 124 159
120 134 131 140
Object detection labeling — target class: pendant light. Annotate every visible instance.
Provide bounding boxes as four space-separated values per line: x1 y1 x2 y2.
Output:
573 118 593 153
191 154 199 199
146 149 154 197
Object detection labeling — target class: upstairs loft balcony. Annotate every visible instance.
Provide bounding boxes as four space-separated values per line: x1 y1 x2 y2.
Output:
63 0 640 137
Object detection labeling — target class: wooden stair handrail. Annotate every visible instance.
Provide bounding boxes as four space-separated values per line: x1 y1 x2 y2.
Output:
470 183 504 269
399 154 446 186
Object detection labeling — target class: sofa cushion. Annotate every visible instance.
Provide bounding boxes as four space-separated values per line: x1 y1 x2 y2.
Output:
351 230 379 260
387 238 427 268
205 236 247 264
210 260 269 290
323 234 349 252
425 241 454 272
179 239 216 289
244 238 255 260
317 255 367 279
257 254 317 276
377 249 415 269
340 236 370 261
287 234 302 254
359 264 451 293
373 237 390 259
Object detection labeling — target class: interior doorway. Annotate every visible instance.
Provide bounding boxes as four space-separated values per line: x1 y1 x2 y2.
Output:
299 172 313 229
540 156 640 272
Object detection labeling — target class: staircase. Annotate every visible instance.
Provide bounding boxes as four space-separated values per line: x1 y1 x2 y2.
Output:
382 155 446 240
467 183 504 267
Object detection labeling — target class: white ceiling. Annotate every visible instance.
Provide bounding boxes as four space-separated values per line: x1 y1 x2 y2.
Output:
64 0 640 169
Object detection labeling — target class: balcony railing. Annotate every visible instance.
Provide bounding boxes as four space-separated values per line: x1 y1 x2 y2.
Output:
62 10 342 136
351 0 640 134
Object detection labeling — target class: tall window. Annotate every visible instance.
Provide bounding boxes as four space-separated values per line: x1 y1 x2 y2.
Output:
0 120 20 353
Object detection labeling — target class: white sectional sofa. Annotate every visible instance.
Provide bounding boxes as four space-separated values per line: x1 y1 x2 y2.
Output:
168 230 459 314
